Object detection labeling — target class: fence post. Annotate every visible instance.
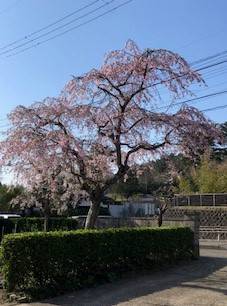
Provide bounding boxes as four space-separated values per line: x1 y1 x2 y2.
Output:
184 212 200 258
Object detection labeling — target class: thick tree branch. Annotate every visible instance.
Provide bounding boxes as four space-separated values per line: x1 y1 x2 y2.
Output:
124 130 172 167
97 85 121 102
121 117 145 134
98 73 125 101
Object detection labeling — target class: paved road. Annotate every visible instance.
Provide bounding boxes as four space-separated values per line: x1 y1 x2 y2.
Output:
17 246 227 306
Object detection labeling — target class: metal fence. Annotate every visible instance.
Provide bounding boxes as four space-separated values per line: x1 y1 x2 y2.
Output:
173 193 227 206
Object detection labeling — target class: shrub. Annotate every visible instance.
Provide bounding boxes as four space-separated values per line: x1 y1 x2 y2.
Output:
0 219 15 239
0 217 78 239
0 247 2 273
12 217 43 232
1 227 194 299
14 217 78 232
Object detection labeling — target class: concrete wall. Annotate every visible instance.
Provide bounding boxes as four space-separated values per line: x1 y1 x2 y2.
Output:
75 213 200 258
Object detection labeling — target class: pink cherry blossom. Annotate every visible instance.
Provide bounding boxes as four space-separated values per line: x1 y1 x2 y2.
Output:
0 40 222 228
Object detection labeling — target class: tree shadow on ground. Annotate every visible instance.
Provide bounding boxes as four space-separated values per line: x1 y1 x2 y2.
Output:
35 249 227 306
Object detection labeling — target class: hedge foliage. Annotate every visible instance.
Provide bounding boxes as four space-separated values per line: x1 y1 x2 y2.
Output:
14 217 78 232
1 227 194 299
0 217 78 239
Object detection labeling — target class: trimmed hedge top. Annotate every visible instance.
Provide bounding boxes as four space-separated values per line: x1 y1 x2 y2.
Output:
1 226 194 299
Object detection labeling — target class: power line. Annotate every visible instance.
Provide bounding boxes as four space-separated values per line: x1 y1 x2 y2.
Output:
199 68 227 83
158 79 227 101
160 59 227 112
195 60 227 73
155 61 227 98
179 28 226 53
202 103 227 113
153 50 226 98
146 59 227 94
0 51 226 124
0 64 226 123
0 90 226 130
190 51 227 67
0 0 115 56
1 8 227 68
0 0 225 64
157 90 227 111
0 0 101 51
2 90 227 126
5 0 133 58
137 90 227 121
192 58 227 74
1 58 226 123
202 65 227 76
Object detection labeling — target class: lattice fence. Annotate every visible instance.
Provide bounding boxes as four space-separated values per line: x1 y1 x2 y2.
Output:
165 208 227 240
199 227 227 240
165 208 227 226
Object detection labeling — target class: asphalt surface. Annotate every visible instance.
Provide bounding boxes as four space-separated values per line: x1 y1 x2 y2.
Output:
13 243 227 306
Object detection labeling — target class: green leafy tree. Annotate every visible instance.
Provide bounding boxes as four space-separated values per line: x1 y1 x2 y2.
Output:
212 122 227 162
0 184 24 211
110 168 140 199
177 155 227 194
110 153 193 198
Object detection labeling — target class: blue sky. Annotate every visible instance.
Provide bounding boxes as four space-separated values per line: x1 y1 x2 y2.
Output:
0 0 227 182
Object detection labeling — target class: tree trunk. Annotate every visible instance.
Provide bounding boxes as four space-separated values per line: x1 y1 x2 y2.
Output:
44 215 49 232
158 211 163 227
157 202 168 227
43 201 50 232
85 200 100 229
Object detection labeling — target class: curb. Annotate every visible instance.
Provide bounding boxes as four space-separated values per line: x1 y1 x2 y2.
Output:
200 242 227 250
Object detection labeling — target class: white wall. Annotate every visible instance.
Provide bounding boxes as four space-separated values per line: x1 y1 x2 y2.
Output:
109 202 156 217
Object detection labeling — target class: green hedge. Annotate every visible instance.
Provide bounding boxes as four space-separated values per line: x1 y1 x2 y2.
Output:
0 219 14 237
1 227 194 299
13 217 78 232
0 217 78 239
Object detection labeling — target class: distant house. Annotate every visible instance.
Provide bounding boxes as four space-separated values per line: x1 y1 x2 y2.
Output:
109 195 158 217
75 194 159 218
73 196 111 216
